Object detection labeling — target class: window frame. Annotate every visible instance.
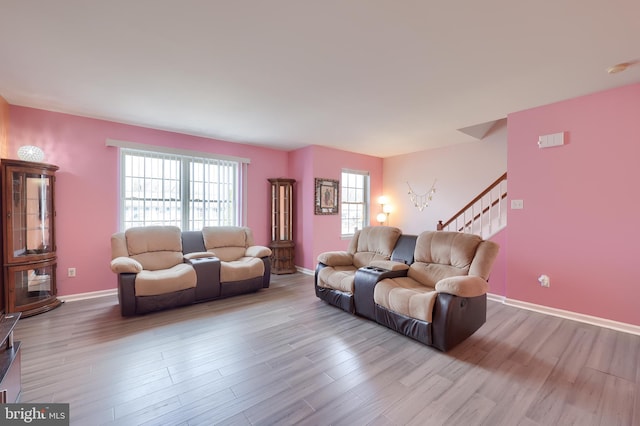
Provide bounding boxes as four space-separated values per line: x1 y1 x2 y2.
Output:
107 139 249 231
341 169 370 237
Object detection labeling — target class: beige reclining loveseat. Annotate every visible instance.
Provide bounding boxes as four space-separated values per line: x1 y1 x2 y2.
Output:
315 229 499 351
110 225 271 316
315 226 403 313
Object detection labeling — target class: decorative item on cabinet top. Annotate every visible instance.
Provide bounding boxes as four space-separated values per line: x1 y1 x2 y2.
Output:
16 146 45 162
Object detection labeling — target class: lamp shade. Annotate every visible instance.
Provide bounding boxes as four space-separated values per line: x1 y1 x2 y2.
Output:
376 212 388 224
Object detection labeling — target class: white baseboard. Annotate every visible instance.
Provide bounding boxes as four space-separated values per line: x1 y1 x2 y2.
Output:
296 266 314 276
59 289 118 303
488 292 640 336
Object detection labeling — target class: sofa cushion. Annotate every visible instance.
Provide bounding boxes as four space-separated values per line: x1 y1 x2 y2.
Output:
245 246 271 258
317 251 354 266
220 257 264 282
203 226 247 247
374 277 438 322
135 263 197 296
110 257 143 274
131 251 184 272
469 240 501 280
407 231 483 286
353 251 390 269
203 226 254 261
111 232 128 259
126 226 183 254
317 265 358 293
408 262 467 288
414 231 482 267
352 226 401 268
125 226 184 270
435 275 489 298
209 247 246 262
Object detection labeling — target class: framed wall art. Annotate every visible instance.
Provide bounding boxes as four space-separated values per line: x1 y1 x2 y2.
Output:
314 178 339 215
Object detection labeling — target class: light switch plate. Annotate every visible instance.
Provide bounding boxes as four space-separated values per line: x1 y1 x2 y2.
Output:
538 132 565 148
511 199 524 209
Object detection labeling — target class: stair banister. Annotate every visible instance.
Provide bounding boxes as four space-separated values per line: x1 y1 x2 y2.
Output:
437 172 507 234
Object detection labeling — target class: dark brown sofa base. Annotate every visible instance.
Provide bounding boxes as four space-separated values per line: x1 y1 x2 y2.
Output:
221 276 265 297
315 286 354 314
117 243 271 316
375 307 432 345
314 263 487 351
117 272 268 317
374 293 487 351
314 264 355 313
117 273 197 317
431 293 487 351
136 288 197 316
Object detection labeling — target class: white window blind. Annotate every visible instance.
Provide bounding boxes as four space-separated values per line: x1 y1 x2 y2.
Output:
116 145 245 231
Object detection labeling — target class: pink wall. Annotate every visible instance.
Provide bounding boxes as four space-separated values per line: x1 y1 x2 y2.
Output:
288 146 315 270
0 96 8 158
289 145 383 271
488 228 507 296
8 106 288 296
507 83 640 325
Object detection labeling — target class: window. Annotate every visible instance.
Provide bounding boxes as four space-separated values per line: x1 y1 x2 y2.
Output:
341 170 369 236
110 140 249 231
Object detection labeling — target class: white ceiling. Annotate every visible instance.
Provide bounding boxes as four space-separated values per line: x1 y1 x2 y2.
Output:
1 1 639 158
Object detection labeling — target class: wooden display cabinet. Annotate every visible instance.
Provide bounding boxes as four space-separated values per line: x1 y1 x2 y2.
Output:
1 159 62 317
268 178 296 274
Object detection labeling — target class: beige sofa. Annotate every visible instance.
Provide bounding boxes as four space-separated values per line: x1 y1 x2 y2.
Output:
110 226 271 316
315 229 499 351
315 226 403 313
192 226 272 295
374 231 499 351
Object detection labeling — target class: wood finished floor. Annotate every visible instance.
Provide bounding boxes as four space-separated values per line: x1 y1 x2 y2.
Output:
14 273 640 426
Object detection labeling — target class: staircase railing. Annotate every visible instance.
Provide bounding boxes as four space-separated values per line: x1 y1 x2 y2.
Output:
437 172 507 238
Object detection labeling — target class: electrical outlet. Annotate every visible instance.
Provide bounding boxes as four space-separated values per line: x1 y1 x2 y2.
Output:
68 268 76 277
538 274 550 287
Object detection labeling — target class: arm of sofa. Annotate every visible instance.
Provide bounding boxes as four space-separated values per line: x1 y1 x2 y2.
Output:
261 257 271 288
317 251 354 267
185 256 222 301
435 276 489 298
110 257 142 274
117 273 137 316
368 260 410 272
245 245 272 258
184 251 216 260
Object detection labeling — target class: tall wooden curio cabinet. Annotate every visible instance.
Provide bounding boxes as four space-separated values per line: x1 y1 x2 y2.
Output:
0 159 62 317
268 178 296 274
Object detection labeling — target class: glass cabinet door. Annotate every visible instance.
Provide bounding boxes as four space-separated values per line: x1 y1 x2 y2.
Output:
5 166 55 264
7 260 57 313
